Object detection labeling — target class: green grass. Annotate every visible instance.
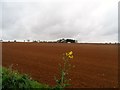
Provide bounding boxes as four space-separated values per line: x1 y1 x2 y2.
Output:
2 67 52 90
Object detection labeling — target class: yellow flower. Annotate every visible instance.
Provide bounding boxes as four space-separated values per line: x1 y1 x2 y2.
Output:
69 55 73 59
69 51 73 55
66 51 73 59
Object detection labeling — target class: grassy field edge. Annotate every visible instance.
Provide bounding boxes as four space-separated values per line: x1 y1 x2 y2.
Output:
1 66 52 89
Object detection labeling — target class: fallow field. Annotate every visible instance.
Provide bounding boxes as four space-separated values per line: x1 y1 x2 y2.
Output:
2 42 118 88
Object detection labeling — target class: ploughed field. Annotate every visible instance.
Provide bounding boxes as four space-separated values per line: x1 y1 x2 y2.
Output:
2 42 118 88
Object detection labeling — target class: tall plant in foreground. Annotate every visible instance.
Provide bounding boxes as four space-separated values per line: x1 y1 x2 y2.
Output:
54 51 74 89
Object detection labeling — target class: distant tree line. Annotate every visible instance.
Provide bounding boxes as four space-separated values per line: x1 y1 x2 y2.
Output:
57 38 77 43
1 39 120 44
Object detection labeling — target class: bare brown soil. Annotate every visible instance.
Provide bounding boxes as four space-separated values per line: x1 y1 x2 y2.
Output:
2 42 118 88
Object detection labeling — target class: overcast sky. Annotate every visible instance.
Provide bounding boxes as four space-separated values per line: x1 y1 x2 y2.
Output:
0 0 119 42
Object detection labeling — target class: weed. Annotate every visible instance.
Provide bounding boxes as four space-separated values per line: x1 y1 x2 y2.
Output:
54 51 74 89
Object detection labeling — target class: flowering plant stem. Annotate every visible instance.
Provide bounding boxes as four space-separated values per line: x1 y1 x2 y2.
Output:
54 51 74 89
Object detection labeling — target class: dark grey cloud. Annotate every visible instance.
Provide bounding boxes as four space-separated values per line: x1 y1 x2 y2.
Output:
1 0 119 42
